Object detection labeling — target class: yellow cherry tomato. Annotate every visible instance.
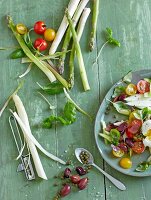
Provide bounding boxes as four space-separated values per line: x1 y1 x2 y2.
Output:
44 28 56 42
112 149 124 158
119 157 132 169
125 84 137 96
16 23 28 35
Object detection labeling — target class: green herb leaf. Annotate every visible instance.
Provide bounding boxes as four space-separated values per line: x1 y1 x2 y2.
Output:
10 48 25 59
113 101 131 115
112 86 126 98
39 81 64 95
110 129 120 146
106 27 113 38
108 38 120 47
142 107 151 120
105 27 120 47
136 162 150 172
123 71 132 83
43 102 76 128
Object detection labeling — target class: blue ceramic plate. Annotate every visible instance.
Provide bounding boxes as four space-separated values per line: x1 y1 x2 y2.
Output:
95 69 151 177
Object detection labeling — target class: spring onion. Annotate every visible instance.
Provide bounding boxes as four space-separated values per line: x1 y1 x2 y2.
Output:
21 51 70 64
0 82 22 118
69 8 91 87
58 0 89 74
19 62 33 78
49 0 81 54
89 0 99 51
65 10 90 91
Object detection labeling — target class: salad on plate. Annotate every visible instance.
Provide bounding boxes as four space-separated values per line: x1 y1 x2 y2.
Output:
99 72 151 172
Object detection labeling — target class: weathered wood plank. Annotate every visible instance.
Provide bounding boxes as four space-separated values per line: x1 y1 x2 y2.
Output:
97 0 151 200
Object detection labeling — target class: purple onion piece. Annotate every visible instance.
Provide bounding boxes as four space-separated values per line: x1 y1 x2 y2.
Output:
118 94 127 102
111 144 121 152
117 122 128 132
125 138 134 148
105 123 116 132
118 143 128 152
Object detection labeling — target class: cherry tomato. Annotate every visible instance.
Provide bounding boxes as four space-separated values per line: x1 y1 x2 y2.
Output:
112 149 124 157
119 158 132 169
16 23 28 35
131 119 142 128
34 38 48 51
44 28 56 42
125 84 137 96
132 141 145 154
126 119 142 136
137 80 150 94
129 111 137 123
34 21 46 35
126 128 133 138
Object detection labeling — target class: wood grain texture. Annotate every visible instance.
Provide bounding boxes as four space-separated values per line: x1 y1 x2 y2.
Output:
0 0 151 200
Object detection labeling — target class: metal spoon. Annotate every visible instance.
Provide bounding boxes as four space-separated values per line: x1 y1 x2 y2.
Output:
75 148 126 191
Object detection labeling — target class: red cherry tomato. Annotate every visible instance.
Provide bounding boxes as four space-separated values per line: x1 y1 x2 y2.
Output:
126 119 142 135
126 129 133 138
34 38 48 51
34 21 46 35
137 80 150 94
131 119 142 128
132 141 145 154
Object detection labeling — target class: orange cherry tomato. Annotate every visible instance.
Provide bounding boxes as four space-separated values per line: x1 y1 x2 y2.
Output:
44 28 56 42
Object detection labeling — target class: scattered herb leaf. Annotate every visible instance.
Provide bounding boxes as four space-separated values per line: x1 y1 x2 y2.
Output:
43 102 76 128
38 81 64 95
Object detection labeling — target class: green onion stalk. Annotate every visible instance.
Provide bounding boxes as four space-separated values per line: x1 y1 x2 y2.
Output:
58 0 89 74
7 16 69 89
89 0 99 51
69 8 91 88
65 10 90 91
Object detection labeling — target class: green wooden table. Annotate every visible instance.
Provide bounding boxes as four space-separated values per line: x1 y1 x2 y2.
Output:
0 0 151 199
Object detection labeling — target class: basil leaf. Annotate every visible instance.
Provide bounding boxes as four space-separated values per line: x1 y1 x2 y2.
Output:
113 101 131 115
43 102 76 128
10 48 25 59
123 71 132 83
40 81 64 95
112 86 126 98
136 162 150 172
